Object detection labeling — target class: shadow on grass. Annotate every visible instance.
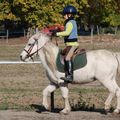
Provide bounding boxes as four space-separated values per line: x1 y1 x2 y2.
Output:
30 104 112 115
72 107 108 115
30 104 62 113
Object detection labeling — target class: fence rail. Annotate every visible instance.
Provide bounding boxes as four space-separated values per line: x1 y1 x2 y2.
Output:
0 61 41 64
0 30 8 42
0 29 27 43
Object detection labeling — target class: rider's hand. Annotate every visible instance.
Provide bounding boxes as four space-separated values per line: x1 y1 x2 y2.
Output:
50 28 61 36
51 30 57 36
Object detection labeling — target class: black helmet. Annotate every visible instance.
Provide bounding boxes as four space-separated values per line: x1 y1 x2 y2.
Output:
62 5 77 15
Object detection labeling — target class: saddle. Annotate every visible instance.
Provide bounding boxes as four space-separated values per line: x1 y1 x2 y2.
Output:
56 48 87 73
61 47 86 58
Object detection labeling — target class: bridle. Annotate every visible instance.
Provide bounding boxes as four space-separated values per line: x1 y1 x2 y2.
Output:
23 37 47 61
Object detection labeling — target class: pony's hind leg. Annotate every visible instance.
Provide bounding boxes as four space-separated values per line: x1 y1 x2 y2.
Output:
104 92 115 113
102 79 120 114
114 88 120 113
42 84 57 110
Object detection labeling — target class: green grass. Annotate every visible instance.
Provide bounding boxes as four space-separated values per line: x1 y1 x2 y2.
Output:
0 102 34 111
70 87 107 93
0 45 24 61
0 87 43 111
0 84 108 111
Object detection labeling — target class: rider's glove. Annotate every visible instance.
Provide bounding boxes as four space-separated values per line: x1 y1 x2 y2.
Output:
50 28 61 36
51 30 57 36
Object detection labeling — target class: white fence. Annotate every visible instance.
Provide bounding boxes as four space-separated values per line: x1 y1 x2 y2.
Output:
0 29 27 43
0 30 9 41
0 61 41 64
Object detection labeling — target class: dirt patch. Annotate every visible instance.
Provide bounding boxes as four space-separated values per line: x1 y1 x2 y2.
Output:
0 37 27 45
0 110 120 120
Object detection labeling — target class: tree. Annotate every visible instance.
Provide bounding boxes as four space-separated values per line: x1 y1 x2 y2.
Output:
0 0 120 31
0 0 16 21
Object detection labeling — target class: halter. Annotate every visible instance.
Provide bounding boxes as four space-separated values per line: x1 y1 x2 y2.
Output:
23 37 47 61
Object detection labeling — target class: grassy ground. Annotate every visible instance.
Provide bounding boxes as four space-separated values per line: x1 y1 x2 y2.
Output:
0 36 120 112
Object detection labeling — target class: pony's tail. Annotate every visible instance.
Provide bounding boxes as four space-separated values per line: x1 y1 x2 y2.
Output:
114 52 120 74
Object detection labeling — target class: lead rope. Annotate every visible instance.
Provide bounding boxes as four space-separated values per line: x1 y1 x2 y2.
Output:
55 37 58 46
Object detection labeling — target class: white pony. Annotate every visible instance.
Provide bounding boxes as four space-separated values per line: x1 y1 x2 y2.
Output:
20 32 120 114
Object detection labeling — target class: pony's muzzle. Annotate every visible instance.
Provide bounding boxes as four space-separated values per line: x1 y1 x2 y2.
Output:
20 55 25 61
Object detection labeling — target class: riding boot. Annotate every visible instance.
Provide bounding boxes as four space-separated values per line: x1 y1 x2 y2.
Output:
61 60 73 83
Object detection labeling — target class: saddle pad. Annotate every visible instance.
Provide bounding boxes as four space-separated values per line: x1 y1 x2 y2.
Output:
56 51 87 73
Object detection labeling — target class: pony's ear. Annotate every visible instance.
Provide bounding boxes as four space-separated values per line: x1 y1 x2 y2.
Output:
33 37 38 41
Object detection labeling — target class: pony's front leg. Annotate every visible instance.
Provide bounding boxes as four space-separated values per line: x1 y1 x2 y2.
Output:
42 84 57 110
59 85 71 114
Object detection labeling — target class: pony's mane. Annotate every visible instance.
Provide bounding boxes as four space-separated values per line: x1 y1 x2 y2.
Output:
31 32 51 42
36 32 59 74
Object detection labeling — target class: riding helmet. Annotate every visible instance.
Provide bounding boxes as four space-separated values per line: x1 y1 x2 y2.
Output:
62 5 77 15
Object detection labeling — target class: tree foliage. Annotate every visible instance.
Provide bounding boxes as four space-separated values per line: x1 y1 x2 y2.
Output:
0 0 120 29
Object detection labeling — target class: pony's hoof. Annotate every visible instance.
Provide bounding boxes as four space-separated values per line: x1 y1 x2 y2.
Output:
60 109 70 115
104 109 110 115
113 109 120 114
42 104 50 111
45 106 50 111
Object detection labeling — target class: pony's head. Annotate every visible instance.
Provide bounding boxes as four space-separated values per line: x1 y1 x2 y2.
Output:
20 32 50 62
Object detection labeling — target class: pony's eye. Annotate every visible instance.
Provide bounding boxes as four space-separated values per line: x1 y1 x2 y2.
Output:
28 43 32 46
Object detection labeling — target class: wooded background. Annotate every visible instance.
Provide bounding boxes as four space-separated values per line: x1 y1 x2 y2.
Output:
0 0 120 32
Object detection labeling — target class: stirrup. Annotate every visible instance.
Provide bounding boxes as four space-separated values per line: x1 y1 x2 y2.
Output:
60 76 73 83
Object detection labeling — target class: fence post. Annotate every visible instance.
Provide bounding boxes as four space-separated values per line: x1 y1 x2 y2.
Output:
50 92 54 111
6 30 9 43
24 29 26 37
